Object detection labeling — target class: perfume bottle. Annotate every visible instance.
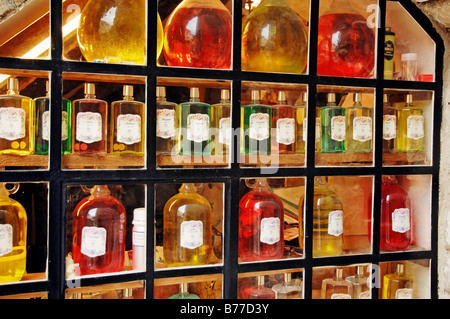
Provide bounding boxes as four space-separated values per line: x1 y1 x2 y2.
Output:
179 88 211 156
271 273 302 299
380 175 411 251
0 183 27 283
241 0 308 74
0 77 34 155
132 207 146 272
315 107 321 152
271 91 296 154
163 183 212 267
239 178 284 262
382 94 397 152
156 86 178 156
384 27 396 80
397 94 424 152
163 0 232 69
72 185 126 276
382 263 414 299
295 92 307 154
72 83 108 155
345 93 373 153
240 90 271 155
321 268 353 299
211 89 231 155
317 0 375 78
109 85 145 155
320 93 346 153
242 276 275 299
168 283 200 299
345 265 371 299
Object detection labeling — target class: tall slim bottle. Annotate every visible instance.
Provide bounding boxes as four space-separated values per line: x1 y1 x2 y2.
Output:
211 89 231 155
240 90 271 155
179 88 211 156
345 265 371 299
321 93 346 153
295 92 307 154
72 83 108 155
321 268 353 299
382 93 397 152
397 94 424 152
382 263 413 299
0 78 34 155
271 91 296 154
315 106 321 152
109 85 145 155
345 93 373 153
156 86 178 156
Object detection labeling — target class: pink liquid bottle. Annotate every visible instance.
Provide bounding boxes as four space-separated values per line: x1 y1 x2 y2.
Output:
242 276 275 299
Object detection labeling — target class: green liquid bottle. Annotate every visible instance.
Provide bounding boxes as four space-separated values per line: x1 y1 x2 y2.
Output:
397 94 424 152
345 93 373 153
211 89 231 155
168 283 200 299
321 93 346 153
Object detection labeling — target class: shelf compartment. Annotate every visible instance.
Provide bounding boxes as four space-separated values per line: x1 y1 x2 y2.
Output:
62 154 145 169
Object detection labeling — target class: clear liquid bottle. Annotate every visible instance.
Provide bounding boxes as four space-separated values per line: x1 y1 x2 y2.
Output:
163 183 212 267
397 94 424 152
271 91 296 154
72 185 126 276
239 178 284 262
211 89 231 156
156 86 178 156
168 283 200 299
320 93 346 153
295 92 307 154
241 0 308 74
345 93 373 153
321 268 353 299
109 85 145 155
382 263 414 299
345 265 371 299
242 276 275 299
179 88 211 156
240 90 271 155
0 77 34 155
0 183 27 283
271 272 302 299
382 93 397 152
72 83 108 155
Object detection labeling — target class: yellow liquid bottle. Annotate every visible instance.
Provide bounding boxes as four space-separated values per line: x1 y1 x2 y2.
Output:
211 89 231 156
0 183 27 283
0 78 35 155
345 93 373 153
382 263 414 299
397 94 424 152
163 183 212 267
295 93 307 154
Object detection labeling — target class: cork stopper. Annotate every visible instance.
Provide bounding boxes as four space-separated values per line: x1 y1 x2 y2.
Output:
353 93 362 103
251 90 260 101
123 85 134 98
190 87 200 98
156 86 166 98
84 83 96 96
221 89 230 100
327 93 336 103
7 77 20 94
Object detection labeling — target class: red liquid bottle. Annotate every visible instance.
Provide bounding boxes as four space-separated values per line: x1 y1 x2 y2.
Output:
239 178 284 262
163 0 232 69
72 185 126 275
242 276 275 299
271 91 296 154
380 175 412 251
317 0 375 78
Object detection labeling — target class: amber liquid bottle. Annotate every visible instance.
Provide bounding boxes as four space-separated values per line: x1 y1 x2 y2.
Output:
72 83 108 155
397 94 424 152
382 263 414 299
271 91 296 154
295 92 307 154
156 86 178 156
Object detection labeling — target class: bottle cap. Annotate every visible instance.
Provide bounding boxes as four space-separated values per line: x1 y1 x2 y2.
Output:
383 93 388 103
221 89 230 100
327 93 336 103
301 92 308 102
401 53 417 61
251 90 260 101
257 276 265 286
123 85 134 97
133 208 146 222
353 93 362 103
277 91 286 102
7 77 19 93
406 94 413 104
397 263 405 274
156 86 166 97
84 83 95 95
335 268 343 278
190 87 200 98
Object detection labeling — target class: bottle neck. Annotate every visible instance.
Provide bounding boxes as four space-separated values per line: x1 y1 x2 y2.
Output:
190 97 200 103
259 0 289 7
179 183 198 194
382 175 398 185
89 185 111 197
85 93 96 99
156 96 166 102
123 95 134 101
323 0 358 15
220 98 230 104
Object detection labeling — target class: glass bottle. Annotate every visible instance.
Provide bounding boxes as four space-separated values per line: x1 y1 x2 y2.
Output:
163 0 232 69
384 27 396 80
241 0 308 74
77 0 148 65
0 77 34 155
317 0 375 78
380 175 411 251
168 283 200 299
397 94 424 152
382 263 413 299
271 91 296 154
321 268 353 299
72 83 108 155
211 89 231 155
156 86 178 156
315 106 321 153
109 85 145 155
163 183 212 267
345 93 373 153
132 207 146 272
242 276 275 299
320 93 346 153
179 87 211 156
271 272 302 299
239 178 284 262
382 93 397 152
295 92 307 154
240 90 271 155
345 265 371 299
72 185 126 276
0 183 27 283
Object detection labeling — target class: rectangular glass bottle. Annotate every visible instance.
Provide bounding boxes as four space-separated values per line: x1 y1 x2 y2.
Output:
320 93 346 153
382 93 397 152
345 93 373 153
271 91 296 154
345 265 371 299
109 85 145 155
0 78 34 155
156 86 178 156
211 89 231 156
382 263 414 299
72 83 108 155
179 87 211 156
321 268 353 299
240 90 271 155
295 92 307 154
271 273 302 299
397 94 424 152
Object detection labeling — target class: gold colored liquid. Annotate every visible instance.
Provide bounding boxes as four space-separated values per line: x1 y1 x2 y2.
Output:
295 105 307 154
397 104 424 152
211 99 231 156
382 271 413 299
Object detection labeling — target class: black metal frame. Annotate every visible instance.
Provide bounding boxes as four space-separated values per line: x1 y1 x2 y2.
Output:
0 0 444 299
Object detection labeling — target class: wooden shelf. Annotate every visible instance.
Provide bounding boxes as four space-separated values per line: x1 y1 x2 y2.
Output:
62 154 145 169
382 151 427 165
157 154 230 168
0 154 48 169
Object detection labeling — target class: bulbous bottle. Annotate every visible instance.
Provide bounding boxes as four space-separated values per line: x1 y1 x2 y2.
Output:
0 183 27 283
163 0 232 69
242 0 308 74
239 178 284 262
72 185 126 275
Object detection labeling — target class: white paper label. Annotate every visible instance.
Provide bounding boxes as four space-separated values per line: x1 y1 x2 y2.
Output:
219 117 231 145
260 217 281 245
315 117 321 142
0 224 13 257
392 208 410 233
180 220 203 249
76 112 102 144
156 109 175 139
117 114 141 145
331 293 351 299
302 117 308 142
395 288 413 299
407 115 424 140
383 115 396 140
328 210 343 237
187 113 209 143
62 111 69 141
276 118 295 145
81 226 107 258
42 111 50 141
331 116 346 141
359 290 371 299
249 113 270 141
132 229 146 247
353 116 372 142
0 107 26 141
